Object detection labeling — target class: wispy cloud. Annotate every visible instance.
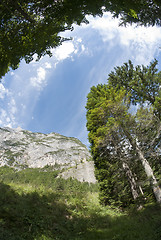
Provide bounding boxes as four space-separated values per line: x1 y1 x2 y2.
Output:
85 13 161 65
0 79 17 127
0 97 17 128
0 34 86 129
0 82 9 99
1 13 161 146
45 62 52 69
30 67 47 91
87 13 161 45
54 42 75 61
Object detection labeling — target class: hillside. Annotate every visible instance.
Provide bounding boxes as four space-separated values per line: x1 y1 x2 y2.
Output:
0 127 96 183
0 166 161 240
0 127 161 239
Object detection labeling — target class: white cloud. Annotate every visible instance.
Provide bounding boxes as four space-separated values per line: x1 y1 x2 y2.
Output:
88 13 161 45
81 45 85 52
0 83 9 99
45 62 52 69
86 13 161 65
1 13 161 145
30 67 47 91
51 38 86 65
0 107 16 128
8 98 17 115
77 38 82 43
54 42 75 61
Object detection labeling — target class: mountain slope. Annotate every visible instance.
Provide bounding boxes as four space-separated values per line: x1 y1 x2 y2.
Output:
0 127 96 183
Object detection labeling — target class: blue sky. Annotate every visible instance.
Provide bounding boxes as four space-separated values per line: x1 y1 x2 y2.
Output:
1 13 161 147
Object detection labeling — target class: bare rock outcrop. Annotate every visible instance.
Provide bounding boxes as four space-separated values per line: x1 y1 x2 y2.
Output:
0 127 96 183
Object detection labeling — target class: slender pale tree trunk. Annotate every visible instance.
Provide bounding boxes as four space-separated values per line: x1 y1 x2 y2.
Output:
136 145 161 204
113 141 142 201
122 161 140 200
123 127 161 204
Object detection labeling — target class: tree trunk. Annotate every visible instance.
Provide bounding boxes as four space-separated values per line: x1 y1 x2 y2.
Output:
122 161 140 200
136 145 161 204
123 127 161 204
112 140 142 201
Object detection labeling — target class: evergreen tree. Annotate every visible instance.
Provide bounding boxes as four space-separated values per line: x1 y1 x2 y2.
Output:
86 61 161 207
86 86 142 206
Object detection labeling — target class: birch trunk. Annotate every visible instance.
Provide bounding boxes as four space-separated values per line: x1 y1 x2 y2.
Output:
122 161 140 200
123 127 161 204
136 145 161 204
112 141 142 201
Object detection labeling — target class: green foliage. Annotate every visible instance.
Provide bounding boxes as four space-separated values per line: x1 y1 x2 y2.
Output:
119 0 161 27
108 59 161 110
86 60 161 207
1 1 161 78
86 84 136 206
0 166 161 240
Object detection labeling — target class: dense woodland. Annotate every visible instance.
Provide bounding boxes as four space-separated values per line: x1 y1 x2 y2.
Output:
86 60 161 207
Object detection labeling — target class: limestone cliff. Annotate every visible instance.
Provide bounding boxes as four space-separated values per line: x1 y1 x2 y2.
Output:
0 127 96 183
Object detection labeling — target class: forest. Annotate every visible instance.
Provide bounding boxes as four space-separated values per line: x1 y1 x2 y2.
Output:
86 60 161 208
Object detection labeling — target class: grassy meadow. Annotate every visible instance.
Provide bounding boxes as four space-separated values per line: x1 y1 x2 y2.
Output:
0 166 161 240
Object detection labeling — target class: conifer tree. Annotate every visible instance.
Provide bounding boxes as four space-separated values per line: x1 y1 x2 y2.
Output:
86 61 161 206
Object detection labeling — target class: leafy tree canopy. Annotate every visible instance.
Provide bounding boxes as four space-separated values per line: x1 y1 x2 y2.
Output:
1 0 161 78
108 59 161 118
86 60 161 207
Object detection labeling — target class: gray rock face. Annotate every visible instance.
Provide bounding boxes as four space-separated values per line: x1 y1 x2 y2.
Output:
0 127 96 183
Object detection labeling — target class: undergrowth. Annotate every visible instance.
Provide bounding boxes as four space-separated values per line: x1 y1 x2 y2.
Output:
0 166 161 240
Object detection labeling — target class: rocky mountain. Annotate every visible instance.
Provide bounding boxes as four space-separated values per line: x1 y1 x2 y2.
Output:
0 127 96 183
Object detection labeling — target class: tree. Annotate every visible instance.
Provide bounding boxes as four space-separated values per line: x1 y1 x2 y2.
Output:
1 0 161 78
86 86 144 206
119 0 161 27
0 0 70 78
108 60 161 204
86 61 161 207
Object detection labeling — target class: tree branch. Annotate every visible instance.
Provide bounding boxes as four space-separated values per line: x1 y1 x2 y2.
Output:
149 122 161 148
1 0 36 24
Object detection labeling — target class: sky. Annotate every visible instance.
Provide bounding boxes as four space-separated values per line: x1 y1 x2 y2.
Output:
1 13 161 147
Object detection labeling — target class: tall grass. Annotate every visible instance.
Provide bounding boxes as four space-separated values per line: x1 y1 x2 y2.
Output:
0 166 161 240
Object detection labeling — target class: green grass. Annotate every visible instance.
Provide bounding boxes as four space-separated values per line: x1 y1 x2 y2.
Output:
0 166 161 240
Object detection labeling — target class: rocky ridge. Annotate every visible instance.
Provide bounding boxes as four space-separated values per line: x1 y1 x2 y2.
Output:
0 127 96 183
